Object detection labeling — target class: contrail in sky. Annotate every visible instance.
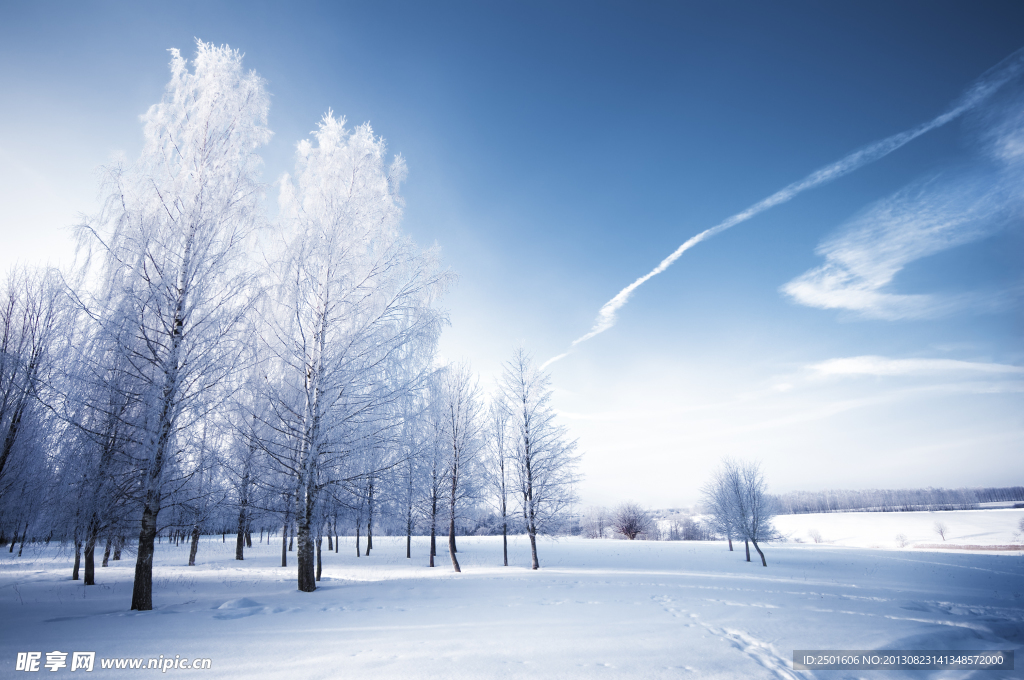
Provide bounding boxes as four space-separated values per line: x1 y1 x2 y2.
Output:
541 48 1024 371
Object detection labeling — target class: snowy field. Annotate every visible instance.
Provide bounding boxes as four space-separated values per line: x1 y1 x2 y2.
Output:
774 508 1024 550
2 523 1023 679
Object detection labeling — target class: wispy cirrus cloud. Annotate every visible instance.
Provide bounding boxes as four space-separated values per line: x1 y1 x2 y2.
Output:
808 355 1024 378
783 93 1024 319
782 169 1023 319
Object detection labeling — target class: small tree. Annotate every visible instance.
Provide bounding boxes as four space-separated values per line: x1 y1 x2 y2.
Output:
704 458 778 566
436 362 484 573
498 348 580 570
933 521 948 541
421 379 450 568
729 460 778 566
581 506 609 539
612 502 654 540
700 466 737 551
486 396 514 565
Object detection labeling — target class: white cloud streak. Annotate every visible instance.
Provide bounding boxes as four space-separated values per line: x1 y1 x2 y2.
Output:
809 355 1024 378
542 48 1024 370
782 166 1023 318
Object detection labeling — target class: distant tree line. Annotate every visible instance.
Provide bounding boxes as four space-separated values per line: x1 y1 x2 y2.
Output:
771 486 1024 514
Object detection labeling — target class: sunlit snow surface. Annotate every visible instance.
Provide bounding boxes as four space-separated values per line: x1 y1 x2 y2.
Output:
774 509 1024 550
1 519 1022 679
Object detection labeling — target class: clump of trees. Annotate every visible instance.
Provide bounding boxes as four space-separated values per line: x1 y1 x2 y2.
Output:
581 506 713 541
0 41 581 610
581 506 610 539
701 458 778 566
665 514 715 541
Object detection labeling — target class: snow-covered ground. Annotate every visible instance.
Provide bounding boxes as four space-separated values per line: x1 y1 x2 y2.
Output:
2 527 1022 679
774 508 1024 550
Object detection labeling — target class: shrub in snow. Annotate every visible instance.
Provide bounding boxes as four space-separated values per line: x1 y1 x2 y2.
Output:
613 502 655 540
933 521 948 541
895 533 909 548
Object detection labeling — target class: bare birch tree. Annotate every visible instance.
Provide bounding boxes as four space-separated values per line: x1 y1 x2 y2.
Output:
75 41 270 610
434 362 483 573
486 395 513 565
498 348 579 570
421 391 449 568
705 458 777 566
731 460 777 566
0 268 66 493
701 465 737 552
267 112 448 591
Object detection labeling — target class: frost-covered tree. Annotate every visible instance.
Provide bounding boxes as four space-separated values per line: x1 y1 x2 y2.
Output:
54 318 144 585
485 395 514 565
0 266 117 581
174 419 228 567
704 458 777 566
498 348 579 570
267 112 447 592
435 362 483 573
75 41 270 610
384 340 435 561
352 436 398 558
397 389 429 559
216 335 272 563
227 417 259 561
420 385 449 568
731 460 777 566
0 268 66 495
700 466 737 552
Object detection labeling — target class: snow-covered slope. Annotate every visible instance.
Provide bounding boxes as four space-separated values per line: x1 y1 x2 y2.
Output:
773 508 1024 550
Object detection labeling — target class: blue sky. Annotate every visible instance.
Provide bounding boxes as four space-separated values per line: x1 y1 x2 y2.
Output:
1 1 1021 506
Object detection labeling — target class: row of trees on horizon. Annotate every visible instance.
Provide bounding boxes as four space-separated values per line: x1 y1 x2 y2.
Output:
771 486 1024 515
